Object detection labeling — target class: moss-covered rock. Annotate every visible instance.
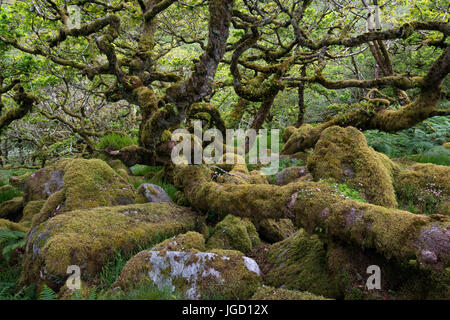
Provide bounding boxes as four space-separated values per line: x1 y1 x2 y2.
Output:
152 232 206 252
31 190 65 227
265 229 340 298
108 159 130 181
114 249 262 300
394 163 450 215
24 158 135 218
24 159 72 204
0 218 28 232
275 166 309 185
326 242 450 300
136 184 172 204
21 202 201 290
307 126 398 208
20 200 45 227
63 159 136 211
0 197 23 221
9 172 33 190
206 215 260 254
249 171 269 184
251 286 329 300
257 218 297 243
282 126 297 143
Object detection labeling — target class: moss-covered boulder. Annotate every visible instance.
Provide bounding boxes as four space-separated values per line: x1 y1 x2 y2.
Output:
275 166 309 185
251 286 329 300
63 159 135 211
9 172 33 190
394 163 450 215
21 202 201 290
249 171 269 184
24 159 71 204
108 159 130 181
23 159 137 226
136 184 172 204
114 249 262 299
257 218 297 243
282 126 297 143
326 242 450 300
0 197 23 221
24 158 135 214
265 229 340 298
307 126 398 208
0 218 28 232
152 232 206 252
20 200 45 227
206 215 260 254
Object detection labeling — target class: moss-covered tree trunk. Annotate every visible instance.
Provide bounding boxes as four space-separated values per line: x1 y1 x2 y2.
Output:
174 165 450 271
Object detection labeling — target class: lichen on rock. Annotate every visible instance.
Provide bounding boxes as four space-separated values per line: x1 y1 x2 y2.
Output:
136 184 172 204
114 249 262 300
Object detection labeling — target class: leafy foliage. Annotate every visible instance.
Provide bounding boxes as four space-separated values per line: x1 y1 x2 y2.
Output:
0 230 26 262
39 285 57 300
96 133 138 151
364 116 449 160
335 183 366 203
0 186 21 204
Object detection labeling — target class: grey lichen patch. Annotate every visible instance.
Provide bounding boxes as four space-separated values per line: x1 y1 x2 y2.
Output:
115 249 262 300
136 184 172 203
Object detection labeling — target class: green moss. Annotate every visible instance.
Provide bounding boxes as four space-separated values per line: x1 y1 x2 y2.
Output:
152 232 206 252
257 218 297 243
9 172 33 190
265 229 340 298
206 215 260 254
307 126 398 208
394 163 449 215
251 286 329 300
0 218 29 233
0 197 24 221
31 190 65 227
20 200 45 227
108 160 130 181
21 203 200 290
62 159 136 212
